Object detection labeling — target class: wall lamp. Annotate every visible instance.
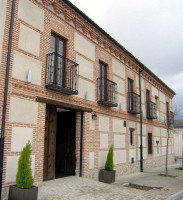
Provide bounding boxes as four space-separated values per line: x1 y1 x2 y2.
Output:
91 113 97 120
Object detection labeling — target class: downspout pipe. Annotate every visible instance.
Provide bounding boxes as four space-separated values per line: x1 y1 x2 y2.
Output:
79 111 84 177
0 0 16 199
139 67 145 172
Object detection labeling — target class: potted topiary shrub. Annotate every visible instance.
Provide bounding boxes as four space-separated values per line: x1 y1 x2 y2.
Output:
99 144 116 183
8 141 38 200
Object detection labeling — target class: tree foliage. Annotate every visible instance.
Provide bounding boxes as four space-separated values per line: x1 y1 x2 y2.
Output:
16 141 34 188
105 145 114 171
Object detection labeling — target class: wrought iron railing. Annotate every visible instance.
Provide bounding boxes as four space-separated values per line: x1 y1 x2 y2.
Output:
146 101 157 119
127 92 140 114
167 111 174 126
45 52 79 95
97 77 117 107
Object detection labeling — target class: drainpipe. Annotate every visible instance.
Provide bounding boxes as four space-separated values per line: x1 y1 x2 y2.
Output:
0 0 16 199
79 111 84 177
139 67 144 172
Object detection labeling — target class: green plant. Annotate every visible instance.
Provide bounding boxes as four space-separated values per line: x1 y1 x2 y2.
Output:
16 141 34 189
105 145 114 171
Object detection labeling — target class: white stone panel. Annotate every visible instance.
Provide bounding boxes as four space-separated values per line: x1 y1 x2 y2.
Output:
74 33 95 61
6 155 35 183
129 121 135 129
141 91 145 104
113 118 126 133
76 55 93 80
113 76 125 94
89 152 94 169
112 58 125 79
98 151 108 167
89 114 95 131
153 126 161 136
100 134 108 149
19 24 40 56
138 136 146 147
160 92 166 103
12 51 42 85
78 78 95 101
136 75 139 88
138 148 147 160
136 75 144 90
115 94 126 111
154 137 160 146
99 116 109 132
11 127 33 152
160 113 166 123
137 124 146 135
174 129 183 157
160 102 166 113
114 150 126 164
152 86 159 97
9 97 38 124
161 128 167 137
162 147 166 155
154 147 161 157
142 104 146 117
129 149 136 162
114 134 125 148
18 0 44 31
162 138 167 146
0 0 7 67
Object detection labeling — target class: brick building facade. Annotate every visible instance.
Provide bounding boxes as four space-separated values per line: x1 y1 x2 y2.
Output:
0 0 175 189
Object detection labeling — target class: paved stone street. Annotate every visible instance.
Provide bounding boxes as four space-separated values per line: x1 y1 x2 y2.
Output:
38 163 183 200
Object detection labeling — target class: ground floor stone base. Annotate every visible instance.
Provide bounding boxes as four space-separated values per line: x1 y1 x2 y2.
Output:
84 154 174 180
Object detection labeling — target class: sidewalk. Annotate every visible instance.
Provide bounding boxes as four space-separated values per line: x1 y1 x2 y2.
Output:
37 163 183 200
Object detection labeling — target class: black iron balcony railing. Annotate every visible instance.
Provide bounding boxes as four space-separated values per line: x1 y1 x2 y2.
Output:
167 111 174 126
127 92 140 114
45 52 79 95
146 101 157 119
97 77 118 107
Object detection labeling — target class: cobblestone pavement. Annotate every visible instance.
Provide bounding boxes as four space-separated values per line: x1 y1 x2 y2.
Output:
38 163 183 200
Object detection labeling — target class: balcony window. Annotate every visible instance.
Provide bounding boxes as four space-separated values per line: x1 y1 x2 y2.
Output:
127 92 140 114
146 101 157 119
97 61 117 107
45 33 79 95
97 77 117 107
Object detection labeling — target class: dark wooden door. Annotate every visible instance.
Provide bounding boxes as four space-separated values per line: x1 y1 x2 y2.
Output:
56 112 76 175
44 106 57 181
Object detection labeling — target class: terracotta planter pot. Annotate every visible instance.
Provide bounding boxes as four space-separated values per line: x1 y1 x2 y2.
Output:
8 185 38 200
99 169 116 183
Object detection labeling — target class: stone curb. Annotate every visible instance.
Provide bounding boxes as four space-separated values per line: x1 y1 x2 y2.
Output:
167 190 183 200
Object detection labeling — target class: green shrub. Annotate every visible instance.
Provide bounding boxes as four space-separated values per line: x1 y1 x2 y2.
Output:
105 145 114 171
16 141 34 188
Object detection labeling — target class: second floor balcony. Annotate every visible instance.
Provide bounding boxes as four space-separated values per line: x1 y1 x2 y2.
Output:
45 52 79 95
97 77 118 107
146 101 157 119
127 92 140 114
